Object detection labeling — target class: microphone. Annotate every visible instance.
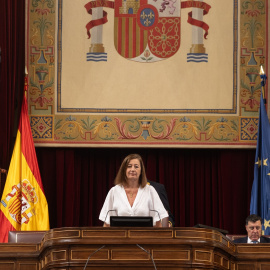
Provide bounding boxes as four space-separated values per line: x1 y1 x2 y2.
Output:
136 244 157 270
150 209 161 222
104 209 117 224
83 245 106 270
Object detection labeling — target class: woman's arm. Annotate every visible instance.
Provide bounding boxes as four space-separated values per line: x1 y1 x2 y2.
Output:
103 222 110 227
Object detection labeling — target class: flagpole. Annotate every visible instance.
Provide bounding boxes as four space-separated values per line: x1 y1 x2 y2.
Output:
24 66 28 99
260 65 267 104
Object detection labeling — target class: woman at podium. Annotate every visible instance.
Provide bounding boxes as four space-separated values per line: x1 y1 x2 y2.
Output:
99 154 168 227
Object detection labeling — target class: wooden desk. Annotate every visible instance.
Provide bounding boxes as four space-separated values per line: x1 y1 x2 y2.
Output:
0 227 269 270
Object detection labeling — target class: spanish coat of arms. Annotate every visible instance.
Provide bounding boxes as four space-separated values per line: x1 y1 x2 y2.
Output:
85 0 211 62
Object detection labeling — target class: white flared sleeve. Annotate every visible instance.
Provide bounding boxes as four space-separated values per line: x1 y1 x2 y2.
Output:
149 186 169 224
99 188 115 224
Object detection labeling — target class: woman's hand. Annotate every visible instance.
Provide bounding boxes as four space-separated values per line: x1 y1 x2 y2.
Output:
154 220 162 227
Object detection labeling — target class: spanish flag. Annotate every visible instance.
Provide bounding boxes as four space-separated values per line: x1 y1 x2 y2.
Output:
0 81 50 242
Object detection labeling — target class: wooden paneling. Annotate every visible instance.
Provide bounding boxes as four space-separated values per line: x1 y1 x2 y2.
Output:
1 227 270 269
0 262 14 270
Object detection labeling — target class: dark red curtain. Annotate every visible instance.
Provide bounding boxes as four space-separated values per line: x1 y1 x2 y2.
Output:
36 147 255 234
0 0 25 172
0 0 25 198
0 0 256 236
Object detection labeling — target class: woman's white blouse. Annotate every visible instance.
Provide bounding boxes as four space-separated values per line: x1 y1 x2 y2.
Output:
99 184 168 225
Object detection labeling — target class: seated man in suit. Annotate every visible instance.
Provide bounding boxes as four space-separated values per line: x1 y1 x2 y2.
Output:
148 180 175 227
233 214 270 243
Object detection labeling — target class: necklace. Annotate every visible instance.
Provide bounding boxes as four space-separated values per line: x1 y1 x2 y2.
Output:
124 187 138 199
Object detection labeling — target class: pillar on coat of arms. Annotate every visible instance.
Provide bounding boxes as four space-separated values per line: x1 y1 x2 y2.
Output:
190 0 205 54
89 7 105 53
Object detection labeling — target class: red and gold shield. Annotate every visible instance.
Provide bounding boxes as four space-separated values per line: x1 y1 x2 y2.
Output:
114 0 181 62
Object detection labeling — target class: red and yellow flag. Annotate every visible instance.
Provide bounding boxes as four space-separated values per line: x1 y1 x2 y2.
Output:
0 90 50 242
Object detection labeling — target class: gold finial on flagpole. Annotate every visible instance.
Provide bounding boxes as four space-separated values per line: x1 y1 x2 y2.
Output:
260 65 265 75
260 65 266 102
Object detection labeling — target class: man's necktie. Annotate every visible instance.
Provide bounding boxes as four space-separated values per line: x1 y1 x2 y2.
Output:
252 241 258 244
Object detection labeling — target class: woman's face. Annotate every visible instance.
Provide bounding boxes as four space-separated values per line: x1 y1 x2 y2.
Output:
126 158 141 182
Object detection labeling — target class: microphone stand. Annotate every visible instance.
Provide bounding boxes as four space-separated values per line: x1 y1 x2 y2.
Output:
136 244 157 270
83 245 106 270
150 209 161 225
104 209 117 224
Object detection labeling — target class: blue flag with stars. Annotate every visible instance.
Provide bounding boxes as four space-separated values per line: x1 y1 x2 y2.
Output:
250 93 270 235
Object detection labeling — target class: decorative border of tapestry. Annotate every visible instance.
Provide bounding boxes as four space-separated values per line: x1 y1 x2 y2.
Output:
26 0 268 147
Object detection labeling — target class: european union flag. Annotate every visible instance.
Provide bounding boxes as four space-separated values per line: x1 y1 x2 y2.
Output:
250 92 270 235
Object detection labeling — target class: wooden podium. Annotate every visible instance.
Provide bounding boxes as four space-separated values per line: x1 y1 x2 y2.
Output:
1 227 270 270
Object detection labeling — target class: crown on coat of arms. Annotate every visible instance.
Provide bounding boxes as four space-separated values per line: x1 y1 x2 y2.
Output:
22 179 38 204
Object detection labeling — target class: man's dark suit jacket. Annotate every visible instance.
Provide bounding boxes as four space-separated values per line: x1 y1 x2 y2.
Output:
233 236 270 243
148 180 175 226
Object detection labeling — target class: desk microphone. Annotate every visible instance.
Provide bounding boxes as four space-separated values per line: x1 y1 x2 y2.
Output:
150 209 161 222
83 245 106 270
104 209 117 224
136 244 157 270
